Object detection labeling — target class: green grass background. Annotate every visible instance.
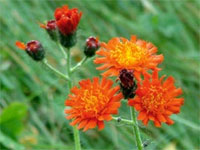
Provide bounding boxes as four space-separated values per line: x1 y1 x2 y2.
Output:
0 0 199 150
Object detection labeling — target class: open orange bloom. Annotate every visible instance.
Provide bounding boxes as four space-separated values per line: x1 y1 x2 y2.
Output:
94 36 163 81
65 77 123 131
128 70 184 127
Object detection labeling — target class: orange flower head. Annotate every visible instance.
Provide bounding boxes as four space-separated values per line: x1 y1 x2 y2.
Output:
65 77 123 131
128 70 184 127
94 36 164 81
54 5 82 35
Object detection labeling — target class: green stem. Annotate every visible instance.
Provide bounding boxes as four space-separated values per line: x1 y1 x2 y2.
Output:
66 49 81 150
130 107 143 150
43 59 69 81
57 42 67 59
70 57 87 73
112 117 134 125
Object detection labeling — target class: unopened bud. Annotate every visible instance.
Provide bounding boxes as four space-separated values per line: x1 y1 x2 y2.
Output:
16 40 45 61
84 36 100 57
26 40 45 61
40 20 58 41
119 69 137 99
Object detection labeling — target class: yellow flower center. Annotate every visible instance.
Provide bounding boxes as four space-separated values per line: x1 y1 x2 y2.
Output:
141 85 166 113
80 86 109 116
110 41 148 69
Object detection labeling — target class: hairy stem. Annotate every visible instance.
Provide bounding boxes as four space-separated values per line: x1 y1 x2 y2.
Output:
57 42 67 59
130 107 143 150
43 58 69 81
112 117 134 125
66 49 81 150
70 56 87 73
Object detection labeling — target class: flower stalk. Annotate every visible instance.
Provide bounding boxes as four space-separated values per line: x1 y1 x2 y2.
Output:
71 56 87 73
112 117 134 125
57 42 67 60
130 107 143 150
66 48 81 150
43 58 69 81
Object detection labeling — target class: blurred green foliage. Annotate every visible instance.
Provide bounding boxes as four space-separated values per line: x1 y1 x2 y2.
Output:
0 0 199 150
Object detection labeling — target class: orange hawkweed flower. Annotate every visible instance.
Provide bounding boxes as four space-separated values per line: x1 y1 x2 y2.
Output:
54 5 82 36
94 36 163 81
128 70 184 127
65 77 123 131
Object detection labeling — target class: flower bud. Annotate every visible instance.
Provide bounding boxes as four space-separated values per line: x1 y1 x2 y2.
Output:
15 40 45 61
84 36 100 57
40 20 58 41
119 69 137 99
54 5 82 48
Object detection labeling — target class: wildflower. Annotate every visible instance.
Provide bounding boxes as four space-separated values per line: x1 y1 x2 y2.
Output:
15 40 45 61
119 69 137 99
54 5 82 36
40 20 58 41
128 70 184 127
94 36 163 81
84 36 100 57
54 5 82 48
65 77 123 131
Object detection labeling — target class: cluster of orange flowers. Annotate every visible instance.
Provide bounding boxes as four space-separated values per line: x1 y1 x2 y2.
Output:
62 6 184 130
16 5 184 131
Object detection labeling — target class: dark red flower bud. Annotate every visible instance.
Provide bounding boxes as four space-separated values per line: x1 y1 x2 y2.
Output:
46 20 57 30
84 36 100 57
119 69 137 99
16 40 45 61
26 40 45 61
40 20 58 41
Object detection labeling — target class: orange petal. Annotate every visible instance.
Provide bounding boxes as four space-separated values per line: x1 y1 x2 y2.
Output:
94 57 107 64
142 117 149 126
148 113 155 121
112 93 123 101
128 99 135 106
65 109 74 114
66 114 76 120
108 86 120 98
39 23 46 29
15 41 26 50
83 119 97 131
130 35 137 42
97 121 104 130
138 111 147 120
168 106 180 114
77 120 88 129
154 120 161 127
165 117 174 125
70 86 79 95
70 118 82 126
157 114 166 123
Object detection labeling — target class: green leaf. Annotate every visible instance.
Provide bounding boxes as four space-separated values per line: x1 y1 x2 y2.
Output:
0 102 28 139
